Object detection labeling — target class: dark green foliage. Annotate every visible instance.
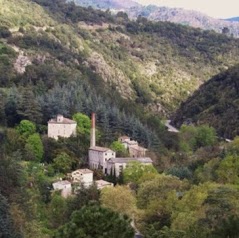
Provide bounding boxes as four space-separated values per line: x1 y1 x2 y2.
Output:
0 194 20 238
32 0 115 24
0 153 25 198
166 166 192 180
0 27 12 38
173 65 239 138
55 204 134 238
211 215 239 238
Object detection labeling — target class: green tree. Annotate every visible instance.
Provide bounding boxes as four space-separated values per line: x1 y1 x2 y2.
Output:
227 136 239 155
216 154 239 184
179 125 197 152
137 174 184 209
25 133 43 162
110 141 128 157
17 87 42 124
53 152 74 174
73 113 91 136
195 125 217 148
123 161 158 185
48 193 68 229
16 120 36 138
100 185 136 217
55 204 134 238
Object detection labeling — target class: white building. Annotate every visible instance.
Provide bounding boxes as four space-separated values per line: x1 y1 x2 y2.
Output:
48 114 77 140
89 146 116 174
70 169 93 188
118 136 147 157
52 180 72 198
95 180 114 190
106 157 153 177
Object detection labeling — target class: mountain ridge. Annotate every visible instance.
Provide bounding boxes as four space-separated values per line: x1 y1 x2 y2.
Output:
2 0 239 118
70 0 239 37
172 65 239 138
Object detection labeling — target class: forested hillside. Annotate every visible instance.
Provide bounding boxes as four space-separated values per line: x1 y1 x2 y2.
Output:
1 0 239 116
172 65 239 139
2 1 239 237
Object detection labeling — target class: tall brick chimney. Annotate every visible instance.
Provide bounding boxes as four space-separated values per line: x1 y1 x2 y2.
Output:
90 112 96 147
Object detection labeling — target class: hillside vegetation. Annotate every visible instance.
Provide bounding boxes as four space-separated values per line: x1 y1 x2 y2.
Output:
172 65 239 139
2 1 239 238
72 0 239 38
1 0 239 117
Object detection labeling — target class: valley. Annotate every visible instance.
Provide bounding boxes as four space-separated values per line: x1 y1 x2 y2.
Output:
1 0 239 237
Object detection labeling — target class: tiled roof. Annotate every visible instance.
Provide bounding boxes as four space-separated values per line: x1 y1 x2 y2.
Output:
53 180 71 186
72 169 93 174
89 146 114 152
129 145 147 151
108 157 152 164
96 180 113 186
48 117 76 124
125 140 138 145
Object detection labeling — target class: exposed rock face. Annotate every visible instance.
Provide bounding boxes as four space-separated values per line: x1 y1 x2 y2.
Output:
87 51 134 99
14 52 32 74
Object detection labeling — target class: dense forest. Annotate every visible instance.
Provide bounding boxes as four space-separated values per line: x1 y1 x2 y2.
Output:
1 0 239 237
173 65 239 139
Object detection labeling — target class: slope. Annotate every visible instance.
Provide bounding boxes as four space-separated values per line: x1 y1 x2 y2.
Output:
71 0 140 9
127 6 239 37
172 65 239 139
2 0 239 117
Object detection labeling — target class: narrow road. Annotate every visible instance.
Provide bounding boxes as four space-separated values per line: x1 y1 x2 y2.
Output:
165 120 179 133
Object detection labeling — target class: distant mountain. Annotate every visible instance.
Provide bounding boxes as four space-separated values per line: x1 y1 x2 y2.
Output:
225 17 239 22
70 0 140 9
71 0 239 37
127 6 239 37
172 65 239 139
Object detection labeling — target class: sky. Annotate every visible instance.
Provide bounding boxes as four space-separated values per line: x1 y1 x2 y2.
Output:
134 0 239 18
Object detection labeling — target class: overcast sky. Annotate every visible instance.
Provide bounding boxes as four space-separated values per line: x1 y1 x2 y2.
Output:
134 0 238 18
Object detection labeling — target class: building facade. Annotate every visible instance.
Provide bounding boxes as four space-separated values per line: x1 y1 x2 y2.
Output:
48 114 77 140
52 180 72 198
70 169 93 188
106 157 153 177
118 136 147 157
88 146 116 174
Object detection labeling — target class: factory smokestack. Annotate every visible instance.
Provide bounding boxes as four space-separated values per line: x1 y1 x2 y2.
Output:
90 112 96 147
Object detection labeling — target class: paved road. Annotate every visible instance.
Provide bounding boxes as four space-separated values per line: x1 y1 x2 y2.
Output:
165 120 179 133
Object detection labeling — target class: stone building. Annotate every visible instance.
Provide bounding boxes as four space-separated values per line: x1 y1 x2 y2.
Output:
70 169 93 188
95 180 114 190
119 136 147 157
89 146 116 173
88 113 116 173
106 157 153 177
88 113 152 177
48 114 77 140
52 180 72 198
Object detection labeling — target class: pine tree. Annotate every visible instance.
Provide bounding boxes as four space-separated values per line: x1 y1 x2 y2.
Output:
17 87 42 124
